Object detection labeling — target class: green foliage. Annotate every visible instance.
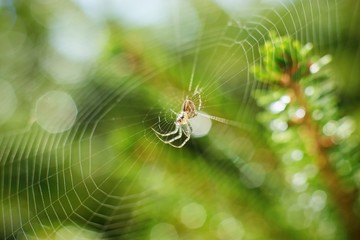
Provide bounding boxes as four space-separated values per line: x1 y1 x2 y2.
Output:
252 35 360 238
252 34 314 84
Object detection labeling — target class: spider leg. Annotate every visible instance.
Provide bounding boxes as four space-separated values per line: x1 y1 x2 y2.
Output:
154 134 172 145
153 126 179 146
169 127 191 148
192 85 202 111
181 123 191 137
198 95 202 111
167 123 192 148
152 123 179 137
165 126 182 143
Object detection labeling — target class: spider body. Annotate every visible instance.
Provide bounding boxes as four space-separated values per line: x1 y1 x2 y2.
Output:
152 89 201 148
152 86 238 148
176 99 196 125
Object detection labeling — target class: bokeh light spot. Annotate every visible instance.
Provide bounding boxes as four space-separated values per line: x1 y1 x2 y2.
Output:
269 100 286 113
55 225 101 240
280 95 291 104
42 51 89 84
270 119 288 132
305 86 315 96
310 190 327 212
216 217 245 240
109 0 171 28
150 223 178 240
291 149 303 161
294 108 306 119
323 120 337 136
49 11 107 62
180 202 207 229
35 91 77 133
291 172 308 192
0 81 17 124
240 162 266 188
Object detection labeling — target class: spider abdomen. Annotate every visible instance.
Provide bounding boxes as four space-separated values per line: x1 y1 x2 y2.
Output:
182 99 197 118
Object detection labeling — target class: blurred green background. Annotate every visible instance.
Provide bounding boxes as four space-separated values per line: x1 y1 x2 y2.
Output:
1 0 360 239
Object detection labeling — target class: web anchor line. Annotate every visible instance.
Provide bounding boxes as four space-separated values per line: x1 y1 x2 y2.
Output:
197 112 250 132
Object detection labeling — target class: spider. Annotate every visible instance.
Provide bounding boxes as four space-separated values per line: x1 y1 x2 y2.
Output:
152 88 202 148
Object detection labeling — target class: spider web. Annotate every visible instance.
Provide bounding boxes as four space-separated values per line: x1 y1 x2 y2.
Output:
0 0 359 239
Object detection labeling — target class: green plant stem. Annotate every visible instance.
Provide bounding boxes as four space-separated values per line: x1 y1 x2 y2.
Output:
287 73 360 238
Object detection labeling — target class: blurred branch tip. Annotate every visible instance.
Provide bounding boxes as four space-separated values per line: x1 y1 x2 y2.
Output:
252 34 360 238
